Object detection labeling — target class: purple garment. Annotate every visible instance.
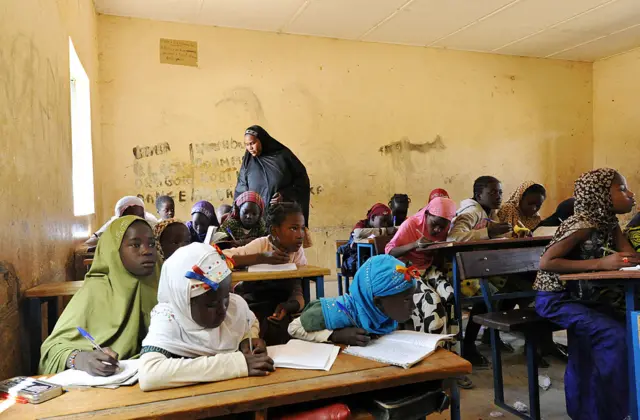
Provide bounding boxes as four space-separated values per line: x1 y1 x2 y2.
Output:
188 201 219 243
535 291 628 420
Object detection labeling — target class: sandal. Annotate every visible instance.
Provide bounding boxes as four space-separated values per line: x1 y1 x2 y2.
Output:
465 350 490 369
457 375 474 389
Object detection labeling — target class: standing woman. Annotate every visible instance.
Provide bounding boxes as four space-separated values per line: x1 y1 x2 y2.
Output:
235 125 311 226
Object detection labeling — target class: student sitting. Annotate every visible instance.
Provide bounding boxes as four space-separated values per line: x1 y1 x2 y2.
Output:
224 202 307 343
139 243 274 391
428 188 450 202
217 203 232 224
386 197 456 334
498 181 547 237
186 201 219 243
153 219 191 261
538 197 575 227
388 194 411 226
85 196 158 246
155 195 175 221
219 191 268 244
340 203 394 277
535 168 638 420
288 254 416 345
40 216 160 375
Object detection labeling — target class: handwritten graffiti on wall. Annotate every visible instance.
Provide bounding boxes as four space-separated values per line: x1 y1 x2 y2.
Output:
132 142 171 159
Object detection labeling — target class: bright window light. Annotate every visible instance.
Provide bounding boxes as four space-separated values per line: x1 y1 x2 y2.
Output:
69 38 95 216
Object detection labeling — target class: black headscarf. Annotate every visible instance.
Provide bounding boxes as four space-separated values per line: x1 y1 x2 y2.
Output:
234 125 311 226
537 197 576 227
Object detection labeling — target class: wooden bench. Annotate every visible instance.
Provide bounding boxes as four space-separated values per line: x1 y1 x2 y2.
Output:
456 246 547 420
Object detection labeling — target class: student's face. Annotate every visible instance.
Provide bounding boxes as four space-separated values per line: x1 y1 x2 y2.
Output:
272 213 305 253
477 182 503 210
244 134 262 157
391 201 408 223
610 172 636 214
370 214 391 229
239 202 261 228
190 277 231 329
217 204 232 222
426 213 451 237
160 224 191 260
119 221 157 276
157 201 175 220
122 205 145 219
192 212 211 235
374 287 416 323
520 192 545 217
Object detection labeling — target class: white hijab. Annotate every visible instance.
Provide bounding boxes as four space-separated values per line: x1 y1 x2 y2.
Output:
95 196 158 235
142 243 255 358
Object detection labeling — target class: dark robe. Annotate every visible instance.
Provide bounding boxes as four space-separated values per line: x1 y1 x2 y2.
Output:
234 125 311 226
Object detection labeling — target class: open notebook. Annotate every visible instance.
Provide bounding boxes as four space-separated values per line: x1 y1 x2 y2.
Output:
267 340 339 371
47 359 140 388
343 331 454 369
248 263 297 272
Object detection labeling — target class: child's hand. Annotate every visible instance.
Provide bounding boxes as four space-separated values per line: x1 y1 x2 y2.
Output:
270 192 283 205
488 222 512 238
243 352 275 376
597 252 640 271
260 249 290 264
74 348 119 377
416 237 432 249
330 328 371 346
240 338 267 355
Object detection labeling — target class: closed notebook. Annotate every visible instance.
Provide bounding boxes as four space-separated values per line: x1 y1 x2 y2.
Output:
267 340 340 371
248 263 298 272
343 331 454 369
47 359 140 388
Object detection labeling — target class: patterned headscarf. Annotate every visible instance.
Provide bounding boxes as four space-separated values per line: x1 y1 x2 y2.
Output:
191 201 216 222
231 191 265 219
534 168 619 292
497 181 544 231
320 255 417 335
153 218 185 260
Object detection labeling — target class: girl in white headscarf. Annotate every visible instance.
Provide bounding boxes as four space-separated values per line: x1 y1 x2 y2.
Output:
85 196 159 246
138 242 274 391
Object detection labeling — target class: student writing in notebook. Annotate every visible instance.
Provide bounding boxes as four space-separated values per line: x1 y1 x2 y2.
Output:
497 181 546 237
153 219 191 261
388 194 411 225
224 202 307 343
139 243 274 391
186 201 219 243
40 216 160 375
288 254 416 346
534 168 639 420
155 195 175 221
218 191 268 245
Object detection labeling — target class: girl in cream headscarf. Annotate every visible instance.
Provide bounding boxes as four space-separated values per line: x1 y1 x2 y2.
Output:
138 242 274 391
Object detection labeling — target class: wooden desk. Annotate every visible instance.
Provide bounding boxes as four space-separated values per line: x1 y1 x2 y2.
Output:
560 270 640 420
4 349 470 420
233 265 330 302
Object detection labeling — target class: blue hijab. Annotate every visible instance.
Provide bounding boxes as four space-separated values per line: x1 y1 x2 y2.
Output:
321 254 417 335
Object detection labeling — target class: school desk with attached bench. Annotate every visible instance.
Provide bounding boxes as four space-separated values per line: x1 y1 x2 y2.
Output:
23 266 330 375
4 349 471 420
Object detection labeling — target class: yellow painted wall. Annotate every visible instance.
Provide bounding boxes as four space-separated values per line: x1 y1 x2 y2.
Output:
594 49 640 223
0 0 101 378
97 15 593 273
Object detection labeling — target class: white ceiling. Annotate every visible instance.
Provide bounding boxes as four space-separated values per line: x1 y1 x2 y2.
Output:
95 0 640 62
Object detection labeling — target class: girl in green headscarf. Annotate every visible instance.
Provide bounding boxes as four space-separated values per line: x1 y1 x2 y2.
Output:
39 216 160 375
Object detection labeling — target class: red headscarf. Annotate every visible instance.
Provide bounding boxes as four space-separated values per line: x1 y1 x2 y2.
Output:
354 203 391 230
428 188 450 203
231 191 265 219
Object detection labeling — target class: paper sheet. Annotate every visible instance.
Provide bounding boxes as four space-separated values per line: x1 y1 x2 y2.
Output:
248 263 297 273
47 360 140 387
267 340 339 371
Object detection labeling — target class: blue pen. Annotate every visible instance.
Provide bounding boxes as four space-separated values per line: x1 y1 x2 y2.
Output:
336 301 359 328
226 228 237 241
77 327 119 366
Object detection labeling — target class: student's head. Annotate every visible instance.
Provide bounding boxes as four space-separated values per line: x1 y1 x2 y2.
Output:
555 198 576 221
267 202 305 253
119 219 157 277
611 171 636 214
473 176 503 210
366 203 392 229
191 201 218 235
232 192 265 229
345 255 417 334
574 168 635 222
156 196 175 220
115 196 146 219
217 204 232 223
154 219 191 260
519 184 546 217
388 194 411 223
428 188 450 203
157 243 235 330
424 197 457 238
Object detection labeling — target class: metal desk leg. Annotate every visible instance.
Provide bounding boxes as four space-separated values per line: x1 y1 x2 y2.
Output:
356 244 362 271
302 280 311 304
449 377 461 420
315 276 325 298
452 256 464 357
626 283 638 420
525 331 541 420
26 298 43 375
480 279 505 405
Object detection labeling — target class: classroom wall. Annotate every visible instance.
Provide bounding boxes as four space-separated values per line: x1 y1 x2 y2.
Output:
0 0 101 379
97 15 593 275
593 49 640 224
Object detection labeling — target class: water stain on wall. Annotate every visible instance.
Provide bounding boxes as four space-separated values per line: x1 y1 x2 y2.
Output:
215 86 265 122
378 135 446 173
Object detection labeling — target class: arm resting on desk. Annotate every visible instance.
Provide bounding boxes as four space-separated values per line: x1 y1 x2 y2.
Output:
447 213 489 242
139 351 248 391
540 228 605 273
288 317 333 343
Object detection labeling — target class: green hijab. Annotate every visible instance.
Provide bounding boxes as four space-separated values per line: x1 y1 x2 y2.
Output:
39 216 160 374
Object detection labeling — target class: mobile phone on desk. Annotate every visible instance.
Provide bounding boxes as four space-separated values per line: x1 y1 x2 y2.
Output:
0 377 63 404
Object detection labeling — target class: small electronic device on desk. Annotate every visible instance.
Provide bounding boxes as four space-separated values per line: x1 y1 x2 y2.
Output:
0 377 63 404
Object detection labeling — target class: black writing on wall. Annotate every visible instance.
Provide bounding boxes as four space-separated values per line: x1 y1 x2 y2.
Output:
132 142 171 160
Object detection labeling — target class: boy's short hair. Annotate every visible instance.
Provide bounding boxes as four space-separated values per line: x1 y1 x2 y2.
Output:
156 195 175 211
473 176 500 198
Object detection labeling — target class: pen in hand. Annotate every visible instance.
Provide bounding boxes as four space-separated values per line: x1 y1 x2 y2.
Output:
77 327 119 367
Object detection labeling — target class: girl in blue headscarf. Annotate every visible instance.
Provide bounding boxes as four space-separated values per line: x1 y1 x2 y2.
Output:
288 255 417 346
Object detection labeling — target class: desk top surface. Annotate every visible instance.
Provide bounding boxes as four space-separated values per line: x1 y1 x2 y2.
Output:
560 270 640 281
24 281 85 298
422 236 552 253
5 349 470 420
